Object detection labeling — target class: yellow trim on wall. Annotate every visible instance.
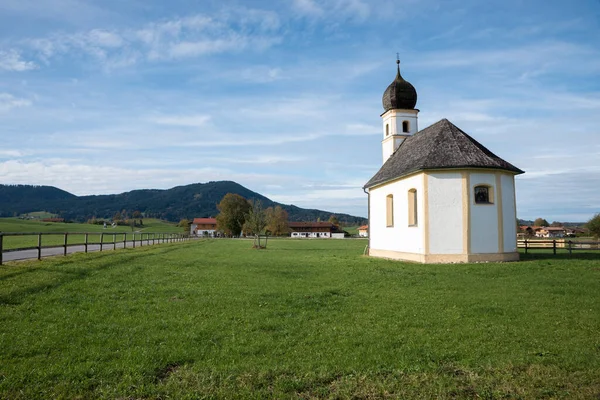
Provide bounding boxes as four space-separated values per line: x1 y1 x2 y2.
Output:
496 172 504 253
423 173 429 254
462 172 471 254
367 167 520 191
369 248 520 263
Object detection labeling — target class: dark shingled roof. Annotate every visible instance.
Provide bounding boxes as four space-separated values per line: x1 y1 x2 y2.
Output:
364 118 524 189
382 60 417 111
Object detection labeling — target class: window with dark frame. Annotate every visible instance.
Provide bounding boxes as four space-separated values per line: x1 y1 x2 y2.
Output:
474 185 491 204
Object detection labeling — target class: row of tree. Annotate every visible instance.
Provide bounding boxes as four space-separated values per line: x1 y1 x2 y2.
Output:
215 193 290 240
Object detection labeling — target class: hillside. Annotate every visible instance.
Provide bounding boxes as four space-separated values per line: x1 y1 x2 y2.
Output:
0 181 366 225
0 185 76 217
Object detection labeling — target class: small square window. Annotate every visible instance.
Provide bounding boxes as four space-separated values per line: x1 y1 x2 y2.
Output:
474 185 493 204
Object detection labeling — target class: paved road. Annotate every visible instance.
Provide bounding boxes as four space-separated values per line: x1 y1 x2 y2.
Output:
1 238 186 263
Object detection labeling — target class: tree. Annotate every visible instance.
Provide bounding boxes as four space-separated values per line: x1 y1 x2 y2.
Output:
113 211 122 221
178 218 191 233
266 206 289 236
550 221 563 227
244 200 268 248
328 215 340 226
216 193 250 237
533 218 549 227
587 213 600 239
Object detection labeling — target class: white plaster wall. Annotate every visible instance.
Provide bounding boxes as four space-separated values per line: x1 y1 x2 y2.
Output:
427 172 463 254
382 138 396 163
501 174 517 252
469 172 499 254
369 173 424 254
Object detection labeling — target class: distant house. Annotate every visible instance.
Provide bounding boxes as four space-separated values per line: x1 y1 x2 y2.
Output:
191 218 217 237
358 225 368 237
534 226 566 238
289 222 345 239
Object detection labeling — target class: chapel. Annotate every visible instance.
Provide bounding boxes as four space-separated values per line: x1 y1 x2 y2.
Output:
363 60 524 263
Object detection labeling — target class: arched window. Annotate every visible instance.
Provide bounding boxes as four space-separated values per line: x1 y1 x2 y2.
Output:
408 189 418 226
386 194 394 227
402 121 409 133
474 185 494 204
385 124 389 136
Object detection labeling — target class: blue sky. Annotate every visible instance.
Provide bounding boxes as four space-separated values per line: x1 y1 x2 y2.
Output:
1 0 599 222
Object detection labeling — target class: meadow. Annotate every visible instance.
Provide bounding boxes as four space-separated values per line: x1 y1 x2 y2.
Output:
0 239 599 399
0 218 182 250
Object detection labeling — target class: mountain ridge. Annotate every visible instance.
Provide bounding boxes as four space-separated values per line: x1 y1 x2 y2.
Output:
0 181 367 225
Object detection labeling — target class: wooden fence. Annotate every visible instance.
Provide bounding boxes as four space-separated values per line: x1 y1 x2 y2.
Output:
518 239 600 255
0 232 190 265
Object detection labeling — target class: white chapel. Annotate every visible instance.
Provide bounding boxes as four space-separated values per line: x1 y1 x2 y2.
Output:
364 61 524 263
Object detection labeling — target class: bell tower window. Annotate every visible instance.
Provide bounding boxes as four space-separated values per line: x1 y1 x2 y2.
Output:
386 123 389 136
402 121 409 133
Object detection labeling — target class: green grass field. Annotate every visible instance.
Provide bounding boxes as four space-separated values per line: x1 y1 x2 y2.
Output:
0 218 183 250
0 239 599 398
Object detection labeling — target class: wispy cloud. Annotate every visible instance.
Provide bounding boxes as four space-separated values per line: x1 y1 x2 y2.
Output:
16 9 282 70
0 50 37 71
150 114 212 127
292 0 371 21
0 93 32 112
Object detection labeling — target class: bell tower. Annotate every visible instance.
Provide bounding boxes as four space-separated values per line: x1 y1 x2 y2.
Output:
381 59 419 163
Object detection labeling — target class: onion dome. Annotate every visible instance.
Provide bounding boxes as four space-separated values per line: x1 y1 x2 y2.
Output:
382 60 417 111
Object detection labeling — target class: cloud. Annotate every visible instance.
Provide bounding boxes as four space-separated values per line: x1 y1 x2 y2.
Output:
0 93 32 112
0 50 37 71
150 114 212 127
292 0 324 16
292 0 371 21
18 9 282 70
0 150 25 157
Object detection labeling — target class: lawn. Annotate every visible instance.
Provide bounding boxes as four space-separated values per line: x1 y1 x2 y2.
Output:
0 218 183 250
0 239 599 399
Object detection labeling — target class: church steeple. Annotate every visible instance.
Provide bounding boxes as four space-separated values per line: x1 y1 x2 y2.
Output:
382 59 418 111
381 59 419 163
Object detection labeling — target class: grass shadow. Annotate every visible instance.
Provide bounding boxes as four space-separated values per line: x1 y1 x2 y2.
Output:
519 251 600 261
0 245 184 305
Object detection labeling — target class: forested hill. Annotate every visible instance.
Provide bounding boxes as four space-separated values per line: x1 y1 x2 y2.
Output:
0 185 77 215
0 181 367 225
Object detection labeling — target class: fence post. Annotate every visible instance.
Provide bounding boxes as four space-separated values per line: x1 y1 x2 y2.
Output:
113 234 116 250
63 233 68 256
141 233 144 246
85 233 88 253
100 233 104 252
133 233 136 248
123 233 127 249
38 233 42 260
0 234 3 265
568 240 572 255
553 239 556 255
524 239 528 254
152 233 155 245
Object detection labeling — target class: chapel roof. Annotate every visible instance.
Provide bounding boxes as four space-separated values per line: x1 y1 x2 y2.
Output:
364 118 524 189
